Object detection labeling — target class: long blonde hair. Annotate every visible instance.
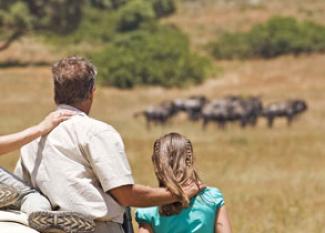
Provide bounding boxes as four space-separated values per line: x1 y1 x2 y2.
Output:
152 132 201 216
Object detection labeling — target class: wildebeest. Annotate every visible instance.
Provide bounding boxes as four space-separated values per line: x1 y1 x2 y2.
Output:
239 96 263 127
201 95 263 129
173 95 208 121
201 99 231 129
134 101 177 129
262 99 308 128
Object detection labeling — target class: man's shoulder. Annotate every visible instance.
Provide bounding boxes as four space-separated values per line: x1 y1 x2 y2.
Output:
67 115 120 137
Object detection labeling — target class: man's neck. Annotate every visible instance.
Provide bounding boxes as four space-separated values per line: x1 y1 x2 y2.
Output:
72 102 91 115
58 101 92 115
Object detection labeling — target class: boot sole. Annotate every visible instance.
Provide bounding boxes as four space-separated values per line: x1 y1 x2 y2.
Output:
28 211 95 233
0 184 20 209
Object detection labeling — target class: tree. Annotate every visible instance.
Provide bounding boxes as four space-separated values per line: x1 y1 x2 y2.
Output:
0 0 83 51
90 0 129 9
210 16 325 59
151 0 176 18
116 0 155 31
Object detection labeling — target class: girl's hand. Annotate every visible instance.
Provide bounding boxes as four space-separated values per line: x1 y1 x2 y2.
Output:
37 110 76 136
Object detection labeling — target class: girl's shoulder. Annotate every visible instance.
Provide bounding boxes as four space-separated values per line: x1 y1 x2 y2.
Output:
202 186 224 197
135 187 225 225
195 186 225 208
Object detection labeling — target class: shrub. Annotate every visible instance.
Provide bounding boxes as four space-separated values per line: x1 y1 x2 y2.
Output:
90 0 129 10
91 26 210 88
210 16 325 59
43 6 119 44
151 0 176 18
43 0 177 44
116 0 156 31
90 0 176 17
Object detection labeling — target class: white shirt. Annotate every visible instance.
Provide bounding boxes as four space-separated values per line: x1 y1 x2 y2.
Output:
15 105 134 223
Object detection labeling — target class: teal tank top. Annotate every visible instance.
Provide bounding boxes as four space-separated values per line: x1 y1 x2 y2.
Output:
135 187 224 233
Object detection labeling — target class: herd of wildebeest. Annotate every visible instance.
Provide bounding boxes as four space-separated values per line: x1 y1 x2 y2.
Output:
134 95 308 130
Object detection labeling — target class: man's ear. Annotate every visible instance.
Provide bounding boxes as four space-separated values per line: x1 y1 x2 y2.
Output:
89 86 96 100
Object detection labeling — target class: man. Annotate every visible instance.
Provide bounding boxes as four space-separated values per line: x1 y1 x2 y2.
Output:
15 56 199 233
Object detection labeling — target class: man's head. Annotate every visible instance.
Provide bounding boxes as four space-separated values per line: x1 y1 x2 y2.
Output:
52 56 97 113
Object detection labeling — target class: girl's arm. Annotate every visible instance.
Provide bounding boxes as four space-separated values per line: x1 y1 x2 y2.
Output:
139 223 154 233
215 206 232 233
0 110 74 155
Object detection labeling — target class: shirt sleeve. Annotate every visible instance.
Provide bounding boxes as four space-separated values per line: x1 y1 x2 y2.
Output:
135 208 153 225
212 188 225 208
203 187 225 209
84 129 134 192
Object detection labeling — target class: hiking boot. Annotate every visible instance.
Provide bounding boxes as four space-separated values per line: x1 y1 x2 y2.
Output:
0 183 20 209
28 211 95 233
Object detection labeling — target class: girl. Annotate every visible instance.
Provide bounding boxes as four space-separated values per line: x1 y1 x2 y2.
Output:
135 132 232 233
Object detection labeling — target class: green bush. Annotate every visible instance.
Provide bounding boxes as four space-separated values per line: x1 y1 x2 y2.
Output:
151 0 176 18
0 1 83 37
90 0 129 10
116 0 155 31
41 6 120 45
90 0 176 17
63 7 118 43
210 16 325 59
43 0 177 44
91 26 210 88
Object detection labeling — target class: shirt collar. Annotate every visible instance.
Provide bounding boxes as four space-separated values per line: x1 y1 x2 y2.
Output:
56 104 87 116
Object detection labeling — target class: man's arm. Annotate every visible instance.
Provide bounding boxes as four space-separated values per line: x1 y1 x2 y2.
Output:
0 110 74 155
109 183 201 207
86 128 203 207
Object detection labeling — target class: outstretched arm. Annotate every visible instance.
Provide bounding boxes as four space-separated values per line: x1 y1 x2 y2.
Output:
0 110 75 155
215 206 232 233
109 183 202 207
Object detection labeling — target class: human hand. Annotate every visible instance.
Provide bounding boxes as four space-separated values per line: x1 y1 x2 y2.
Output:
182 182 206 199
37 110 76 136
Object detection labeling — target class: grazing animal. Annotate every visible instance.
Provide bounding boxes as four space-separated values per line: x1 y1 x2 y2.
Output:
134 101 177 129
201 99 231 129
239 96 263 127
173 95 208 121
201 96 263 129
262 99 308 128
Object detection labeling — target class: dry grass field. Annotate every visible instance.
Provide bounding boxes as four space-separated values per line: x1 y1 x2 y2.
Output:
1 0 325 232
1 53 324 232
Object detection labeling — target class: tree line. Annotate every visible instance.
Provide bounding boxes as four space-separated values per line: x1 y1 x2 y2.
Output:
1 2 325 89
